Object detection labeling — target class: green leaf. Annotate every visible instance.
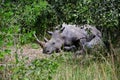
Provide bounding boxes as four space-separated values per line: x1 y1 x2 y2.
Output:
4 49 11 54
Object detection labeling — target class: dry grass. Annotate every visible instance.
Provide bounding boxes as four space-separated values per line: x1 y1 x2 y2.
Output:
1 44 120 80
3 44 49 64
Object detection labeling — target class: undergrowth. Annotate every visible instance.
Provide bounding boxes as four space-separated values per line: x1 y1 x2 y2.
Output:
1 50 120 80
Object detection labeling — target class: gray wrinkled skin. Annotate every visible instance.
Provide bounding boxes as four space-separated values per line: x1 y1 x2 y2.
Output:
43 23 104 54
61 23 87 46
85 36 104 48
81 24 102 38
61 23 102 48
43 30 64 54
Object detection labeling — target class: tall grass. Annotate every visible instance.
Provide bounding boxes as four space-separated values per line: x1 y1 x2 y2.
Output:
53 52 119 80
1 47 120 80
54 59 118 80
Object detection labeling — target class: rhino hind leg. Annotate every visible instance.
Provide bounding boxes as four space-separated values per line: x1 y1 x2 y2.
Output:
86 34 96 42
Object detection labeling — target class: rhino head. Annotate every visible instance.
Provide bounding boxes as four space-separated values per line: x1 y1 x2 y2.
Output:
34 27 65 54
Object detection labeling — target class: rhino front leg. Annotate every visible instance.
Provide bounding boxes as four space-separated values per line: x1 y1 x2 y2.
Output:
56 48 62 53
64 45 76 51
74 42 87 56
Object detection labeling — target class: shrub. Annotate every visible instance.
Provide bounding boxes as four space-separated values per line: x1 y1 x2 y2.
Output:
46 0 119 43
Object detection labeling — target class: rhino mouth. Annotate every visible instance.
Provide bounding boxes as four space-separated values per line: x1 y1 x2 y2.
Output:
43 50 52 54
43 48 61 54
55 49 61 53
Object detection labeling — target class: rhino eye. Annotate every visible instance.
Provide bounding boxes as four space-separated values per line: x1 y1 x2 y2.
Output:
81 27 84 29
52 42 55 45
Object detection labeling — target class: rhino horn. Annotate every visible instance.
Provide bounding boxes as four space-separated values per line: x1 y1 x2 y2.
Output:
44 37 48 42
47 31 53 35
33 33 45 48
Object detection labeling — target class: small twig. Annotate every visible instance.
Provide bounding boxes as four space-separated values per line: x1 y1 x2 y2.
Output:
108 32 116 56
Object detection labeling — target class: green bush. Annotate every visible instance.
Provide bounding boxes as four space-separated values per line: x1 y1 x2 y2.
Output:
0 0 48 65
10 56 59 80
0 1 47 43
47 0 119 42
0 1 120 80
1 0 119 42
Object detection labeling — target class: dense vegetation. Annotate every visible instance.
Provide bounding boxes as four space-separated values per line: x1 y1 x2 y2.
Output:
0 0 120 80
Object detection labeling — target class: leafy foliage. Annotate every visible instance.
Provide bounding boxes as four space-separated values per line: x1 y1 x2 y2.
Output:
47 0 119 43
0 0 47 28
0 0 48 59
10 57 59 80
1 52 120 80
0 2 47 77
0 0 119 41
0 0 120 79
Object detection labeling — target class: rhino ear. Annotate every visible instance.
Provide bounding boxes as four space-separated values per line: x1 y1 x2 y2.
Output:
47 31 53 35
55 26 59 30
60 27 65 33
55 24 62 30
59 24 62 28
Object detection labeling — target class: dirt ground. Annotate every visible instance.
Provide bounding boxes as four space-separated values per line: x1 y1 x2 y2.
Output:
3 43 120 65
3 44 50 64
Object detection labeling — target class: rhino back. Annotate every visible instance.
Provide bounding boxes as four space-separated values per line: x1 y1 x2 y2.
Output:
61 25 87 46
